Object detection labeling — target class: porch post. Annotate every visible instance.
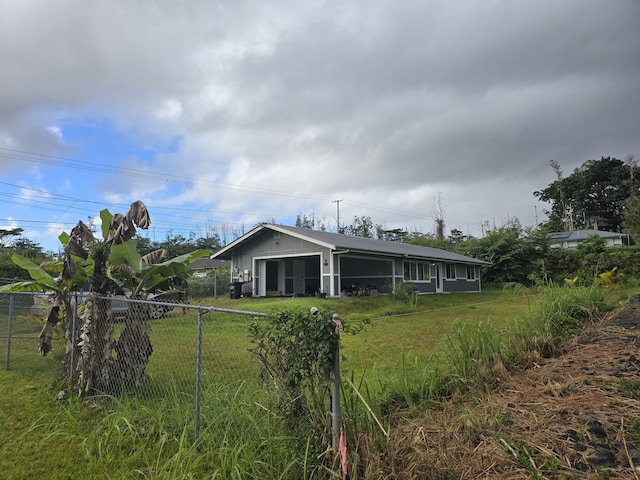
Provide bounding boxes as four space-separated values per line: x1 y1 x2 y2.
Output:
329 252 336 297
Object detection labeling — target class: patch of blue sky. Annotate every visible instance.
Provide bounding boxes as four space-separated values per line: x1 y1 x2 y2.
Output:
60 118 183 168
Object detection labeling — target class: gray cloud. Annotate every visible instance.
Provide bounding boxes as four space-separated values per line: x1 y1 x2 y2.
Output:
1 0 639 237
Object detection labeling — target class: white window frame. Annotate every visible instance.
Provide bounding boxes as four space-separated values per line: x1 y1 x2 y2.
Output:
444 263 457 280
403 261 431 282
466 265 477 280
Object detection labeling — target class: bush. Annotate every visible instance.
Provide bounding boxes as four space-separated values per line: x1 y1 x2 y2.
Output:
188 274 229 298
248 307 340 449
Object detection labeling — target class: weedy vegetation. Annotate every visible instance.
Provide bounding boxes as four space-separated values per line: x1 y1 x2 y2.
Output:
0 284 634 478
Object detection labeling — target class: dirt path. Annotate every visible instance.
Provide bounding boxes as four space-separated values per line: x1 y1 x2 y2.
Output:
380 296 640 479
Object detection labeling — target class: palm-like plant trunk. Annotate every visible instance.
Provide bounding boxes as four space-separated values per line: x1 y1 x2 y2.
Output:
77 242 118 395
114 317 153 393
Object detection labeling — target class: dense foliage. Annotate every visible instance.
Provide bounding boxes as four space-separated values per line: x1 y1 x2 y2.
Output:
456 225 544 284
534 156 636 232
0 228 48 280
0 202 209 396
249 308 340 448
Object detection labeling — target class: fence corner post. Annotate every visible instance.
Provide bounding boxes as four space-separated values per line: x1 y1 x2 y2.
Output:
5 293 14 371
194 308 204 449
331 313 341 449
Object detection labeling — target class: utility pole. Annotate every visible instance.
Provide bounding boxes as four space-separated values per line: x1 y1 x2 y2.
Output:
332 199 343 233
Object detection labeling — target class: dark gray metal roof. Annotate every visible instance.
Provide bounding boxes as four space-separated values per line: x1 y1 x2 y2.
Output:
214 223 490 265
548 230 627 242
189 258 226 270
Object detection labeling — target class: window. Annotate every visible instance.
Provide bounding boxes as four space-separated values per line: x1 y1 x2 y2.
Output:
466 265 476 280
445 263 456 280
403 261 431 281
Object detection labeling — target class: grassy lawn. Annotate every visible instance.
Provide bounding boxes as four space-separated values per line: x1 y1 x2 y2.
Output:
194 286 541 377
0 285 634 478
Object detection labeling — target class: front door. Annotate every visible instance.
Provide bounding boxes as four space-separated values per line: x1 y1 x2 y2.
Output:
435 263 443 293
293 260 305 295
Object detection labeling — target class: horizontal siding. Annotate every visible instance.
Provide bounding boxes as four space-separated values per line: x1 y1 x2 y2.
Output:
443 278 480 293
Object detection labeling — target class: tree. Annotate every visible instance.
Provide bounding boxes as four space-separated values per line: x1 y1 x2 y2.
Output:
432 193 446 242
623 194 640 242
0 232 47 279
407 232 448 250
0 201 208 396
344 215 375 238
0 227 24 246
457 224 541 284
535 157 636 232
576 233 607 256
296 213 316 229
448 228 469 248
11 237 44 258
376 227 409 242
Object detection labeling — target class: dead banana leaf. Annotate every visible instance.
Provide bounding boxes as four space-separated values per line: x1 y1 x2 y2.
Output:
126 200 151 229
70 220 96 244
142 248 168 265
38 305 60 356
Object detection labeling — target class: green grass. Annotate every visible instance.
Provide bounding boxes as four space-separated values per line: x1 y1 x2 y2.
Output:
0 285 635 478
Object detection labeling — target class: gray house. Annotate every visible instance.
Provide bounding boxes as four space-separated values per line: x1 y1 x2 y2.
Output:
211 223 490 298
189 257 227 278
548 230 630 249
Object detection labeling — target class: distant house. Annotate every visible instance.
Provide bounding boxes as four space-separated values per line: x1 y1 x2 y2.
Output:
211 223 490 298
547 230 630 249
189 257 227 278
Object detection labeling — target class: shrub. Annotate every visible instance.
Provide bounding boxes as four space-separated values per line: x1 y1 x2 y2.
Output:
248 307 340 449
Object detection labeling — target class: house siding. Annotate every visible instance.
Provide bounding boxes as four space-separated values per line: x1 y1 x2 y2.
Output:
229 230 331 296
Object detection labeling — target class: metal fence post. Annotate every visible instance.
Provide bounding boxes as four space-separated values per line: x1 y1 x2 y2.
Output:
331 313 341 449
194 308 204 448
5 293 14 371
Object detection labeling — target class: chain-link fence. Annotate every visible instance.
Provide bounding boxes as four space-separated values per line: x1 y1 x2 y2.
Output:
188 274 231 299
2 286 346 453
1 290 62 373
1 289 280 444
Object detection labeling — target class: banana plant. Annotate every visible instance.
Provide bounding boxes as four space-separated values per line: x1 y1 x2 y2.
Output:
1 201 209 396
597 267 624 288
564 276 579 287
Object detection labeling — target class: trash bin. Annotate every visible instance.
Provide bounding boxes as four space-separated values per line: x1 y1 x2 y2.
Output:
230 282 242 299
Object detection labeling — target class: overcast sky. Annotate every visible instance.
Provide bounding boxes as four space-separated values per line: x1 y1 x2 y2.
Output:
1 0 639 250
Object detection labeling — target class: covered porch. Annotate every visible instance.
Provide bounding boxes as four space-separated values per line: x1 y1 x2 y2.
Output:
251 253 399 297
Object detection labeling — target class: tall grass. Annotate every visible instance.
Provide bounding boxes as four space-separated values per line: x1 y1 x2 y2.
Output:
537 284 607 338
1 285 623 479
339 285 616 478
8 380 312 479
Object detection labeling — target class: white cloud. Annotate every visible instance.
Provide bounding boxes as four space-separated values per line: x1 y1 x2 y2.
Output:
0 0 639 246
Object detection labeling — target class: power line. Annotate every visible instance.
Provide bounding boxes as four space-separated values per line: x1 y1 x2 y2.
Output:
0 146 443 223
0 147 336 203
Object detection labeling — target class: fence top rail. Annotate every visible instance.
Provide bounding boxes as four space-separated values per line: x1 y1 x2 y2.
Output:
0 290 268 318
199 306 268 317
89 293 269 318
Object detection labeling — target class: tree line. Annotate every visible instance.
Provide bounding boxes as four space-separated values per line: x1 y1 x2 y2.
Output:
3 155 638 287
295 156 640 286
